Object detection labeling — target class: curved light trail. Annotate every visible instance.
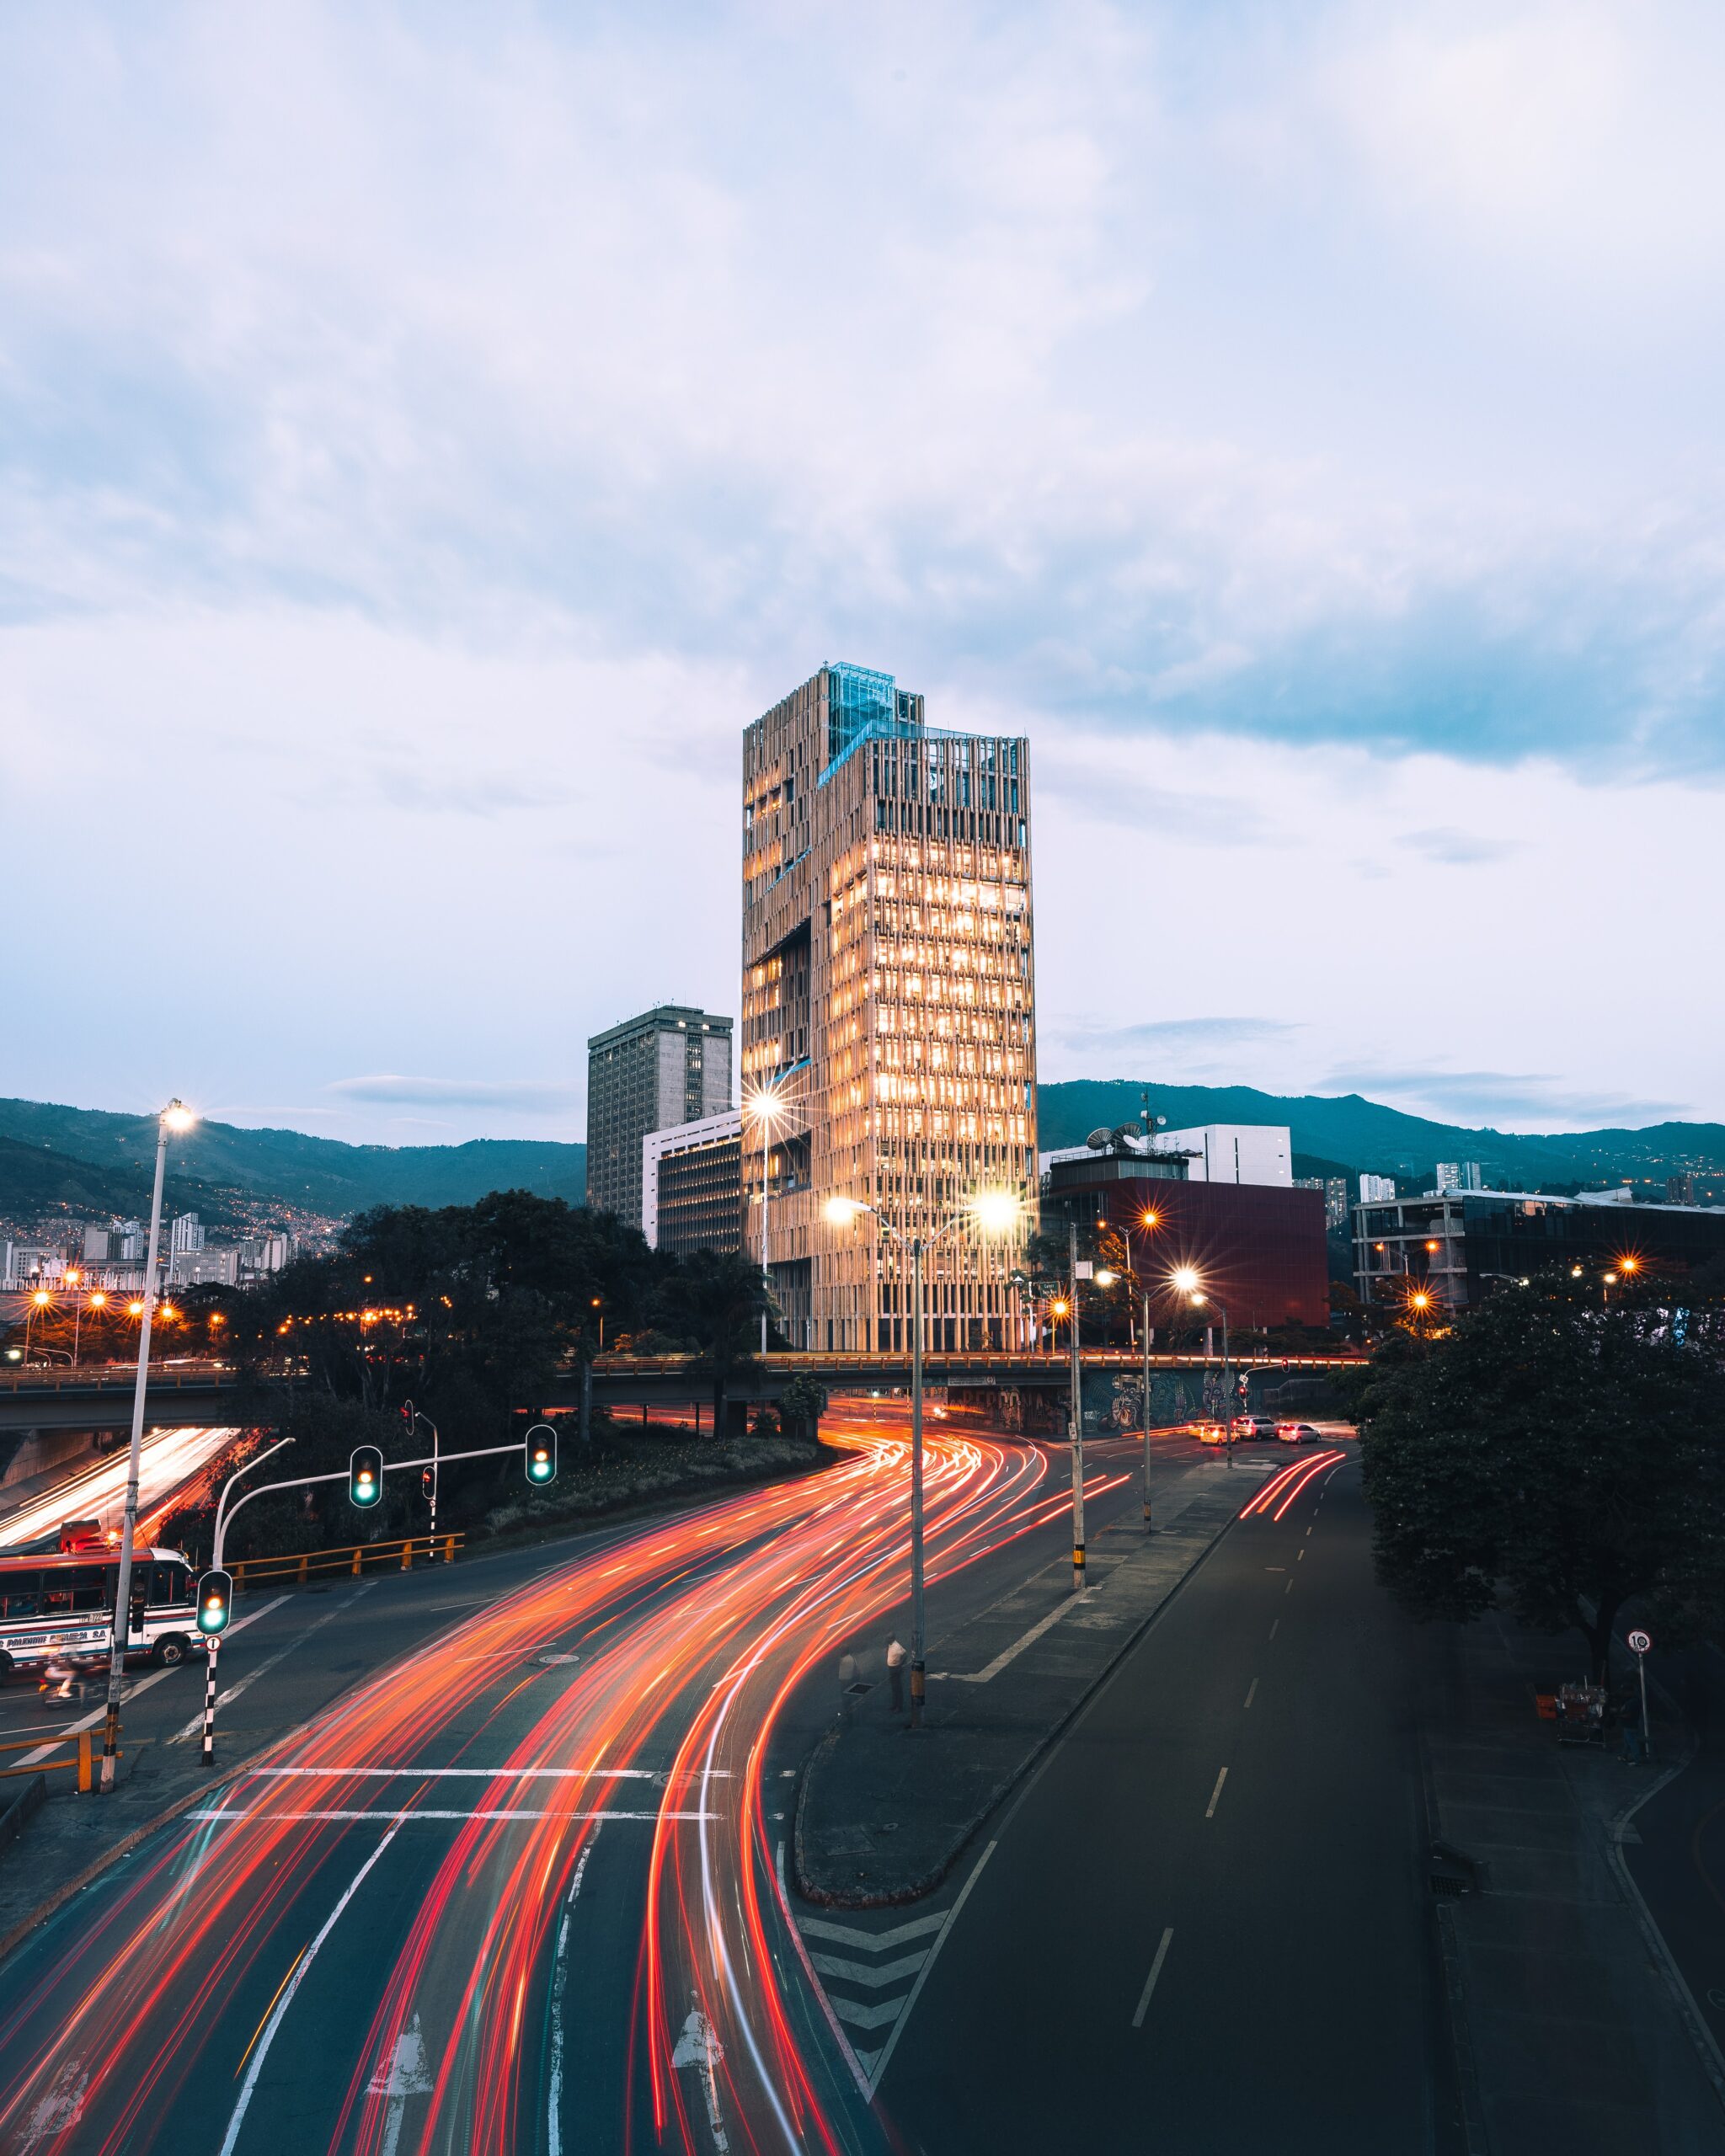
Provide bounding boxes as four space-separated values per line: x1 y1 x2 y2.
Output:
0 1410 1144 2153
0 1425 242 1550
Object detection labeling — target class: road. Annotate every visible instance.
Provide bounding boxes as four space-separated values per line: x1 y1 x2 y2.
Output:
879 1446 1454 2155
0 1423 241 1548
0 1405 1183 2154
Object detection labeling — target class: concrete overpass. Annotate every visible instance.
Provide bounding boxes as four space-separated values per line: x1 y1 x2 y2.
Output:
0 1349 1362 1434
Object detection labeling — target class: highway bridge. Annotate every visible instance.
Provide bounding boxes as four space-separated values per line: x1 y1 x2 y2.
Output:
0 1348 1361 1433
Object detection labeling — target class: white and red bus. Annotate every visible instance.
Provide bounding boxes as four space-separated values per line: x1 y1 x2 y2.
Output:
0 1546 198 1677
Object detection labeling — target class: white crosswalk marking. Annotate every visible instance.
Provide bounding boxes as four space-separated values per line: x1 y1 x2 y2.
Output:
809 1950 930 1989
793 1903 949 2075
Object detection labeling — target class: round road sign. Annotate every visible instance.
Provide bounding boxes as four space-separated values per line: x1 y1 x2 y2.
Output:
1627 1630 1652 1655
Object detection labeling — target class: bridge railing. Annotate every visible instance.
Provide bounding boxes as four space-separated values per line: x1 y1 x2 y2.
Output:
229 1533 463 1588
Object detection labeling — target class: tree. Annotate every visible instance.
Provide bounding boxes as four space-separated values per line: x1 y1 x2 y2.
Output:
779 1374 829 1440
1359 1273 1725 1680
653 1250 769 1433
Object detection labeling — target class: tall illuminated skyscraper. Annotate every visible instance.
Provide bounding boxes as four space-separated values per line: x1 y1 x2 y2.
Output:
741 662 1037 1350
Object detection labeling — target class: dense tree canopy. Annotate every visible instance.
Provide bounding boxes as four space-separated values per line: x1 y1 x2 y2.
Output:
1359 1273 1725 1678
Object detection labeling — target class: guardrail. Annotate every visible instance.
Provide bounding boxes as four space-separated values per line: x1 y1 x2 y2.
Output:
230 1533 464 1587
0 1729 102 1794
0 1364 231 1396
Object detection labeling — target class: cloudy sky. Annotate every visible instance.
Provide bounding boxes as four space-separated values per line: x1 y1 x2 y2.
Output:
3 1 1721 1146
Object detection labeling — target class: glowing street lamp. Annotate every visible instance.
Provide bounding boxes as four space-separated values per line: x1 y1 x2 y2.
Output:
99 1098 195 1791
825 1187 1021 1726
745 1074 803 1355
1175 1267 1237 1469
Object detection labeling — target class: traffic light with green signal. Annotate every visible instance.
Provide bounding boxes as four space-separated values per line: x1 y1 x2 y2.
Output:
196 1568 233 1636
350 1445 384 1508
524 1424 557 1486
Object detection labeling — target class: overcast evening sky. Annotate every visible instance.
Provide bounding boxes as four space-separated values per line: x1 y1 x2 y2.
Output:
3 2 1722 1148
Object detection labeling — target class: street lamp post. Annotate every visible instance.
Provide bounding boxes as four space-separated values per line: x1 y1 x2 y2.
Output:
1067 1219 1087 1591
744 1075 799 1357
827 1187 1020 1726
1174 1265 1235 1470
1116 1206 1162 1529
99 1098 194 1791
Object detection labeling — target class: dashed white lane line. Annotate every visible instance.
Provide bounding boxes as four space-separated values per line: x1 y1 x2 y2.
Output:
1297 1549 1305 1561
1243 1678 1258 1710
1131 1927 1175 2029
1204 1768 1229 1820
1268 1619 1280 1641
1284 1579 1295 1594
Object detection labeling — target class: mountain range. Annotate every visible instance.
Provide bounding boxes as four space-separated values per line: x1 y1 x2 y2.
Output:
2 1085 1720 1235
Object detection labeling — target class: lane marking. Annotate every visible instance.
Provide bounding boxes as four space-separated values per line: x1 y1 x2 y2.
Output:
169 1583 374 1743
1268 1619 1279 1641
1285 1579 1295 1594
809 1949 930 1990
190 1806 713 1823
1243 1678 1258 1710
1297 1549 1305 1562
244 1764 728 1781
217 1822 402 2156
933 1595 1093 1683
775 1841 874 2104
13 1593 293 1766
870 1839 996 2092
547 1822 601 2156
1204 1768 1229 1819
798 1911 946 1953
1131 1928 1175 2029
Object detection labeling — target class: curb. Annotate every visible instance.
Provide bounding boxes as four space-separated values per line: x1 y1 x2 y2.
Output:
0 1748 264 1976
793 1486 1245 1908
1606 1750 1725 2117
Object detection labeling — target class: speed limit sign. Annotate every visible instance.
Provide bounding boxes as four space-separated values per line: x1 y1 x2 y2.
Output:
1627 1630 1652 1654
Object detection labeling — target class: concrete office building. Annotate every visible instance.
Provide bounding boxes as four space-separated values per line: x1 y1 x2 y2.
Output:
1434 1161 1484 1193
643 1108 744 1257
586 1005 733 1230
1355 1187 1725 1312
741 661 1037 1349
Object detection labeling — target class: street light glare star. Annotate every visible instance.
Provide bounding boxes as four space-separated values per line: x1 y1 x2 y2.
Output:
968 1189 1020 1236
163 1101 196 1134
1171 1265 1201 1294
825 1195 868 1226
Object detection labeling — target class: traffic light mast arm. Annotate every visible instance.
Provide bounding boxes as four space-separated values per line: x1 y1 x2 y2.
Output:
211 1438 530 1568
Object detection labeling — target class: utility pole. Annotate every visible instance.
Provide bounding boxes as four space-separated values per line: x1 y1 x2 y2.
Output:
1142 1280 1154 1528
909 1235 927 1726
1068 1217 1086 1592
100 1100 191 1791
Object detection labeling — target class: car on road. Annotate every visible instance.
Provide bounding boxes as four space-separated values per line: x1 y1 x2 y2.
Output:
1276 1421 1322 1444
1195 1422 1231 1445
1231 1416 1278 1441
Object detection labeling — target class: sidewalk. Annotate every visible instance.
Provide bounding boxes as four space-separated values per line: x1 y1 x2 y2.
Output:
1420 1609 1725 2156
795 1452 1255 1905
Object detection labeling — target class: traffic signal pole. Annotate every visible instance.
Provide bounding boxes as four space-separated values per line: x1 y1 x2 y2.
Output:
193 1433 542 1767
1069 1219 1086 1593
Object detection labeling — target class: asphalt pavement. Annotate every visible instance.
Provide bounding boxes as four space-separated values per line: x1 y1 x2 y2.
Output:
877 1448 1456 2156
0 1411 1185 2153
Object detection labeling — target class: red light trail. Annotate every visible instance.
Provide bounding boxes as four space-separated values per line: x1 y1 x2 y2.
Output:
0 1409 1135 2154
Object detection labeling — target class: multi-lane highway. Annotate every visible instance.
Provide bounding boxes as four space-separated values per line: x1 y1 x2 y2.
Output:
0 1424 242 1549
0 1414 1443 2154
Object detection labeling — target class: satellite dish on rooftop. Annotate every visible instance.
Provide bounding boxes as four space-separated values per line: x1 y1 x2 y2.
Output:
1086 1128 1113 1150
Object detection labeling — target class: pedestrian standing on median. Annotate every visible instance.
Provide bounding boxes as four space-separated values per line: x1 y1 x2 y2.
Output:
887 1636 906 1712
838 1651 857 1721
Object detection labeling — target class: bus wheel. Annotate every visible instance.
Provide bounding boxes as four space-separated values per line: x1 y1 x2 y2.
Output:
152 1636 190 1668
0 1652 11 1678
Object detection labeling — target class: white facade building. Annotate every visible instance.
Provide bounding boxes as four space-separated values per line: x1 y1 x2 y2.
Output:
643 1107 743 1251
168 1213 205 1256
1359 1173 1397 1203
1161 1124 1294 1187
